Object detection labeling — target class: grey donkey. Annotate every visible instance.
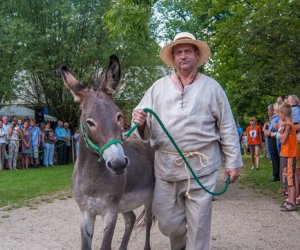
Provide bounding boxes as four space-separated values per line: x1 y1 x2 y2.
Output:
60 55 155 250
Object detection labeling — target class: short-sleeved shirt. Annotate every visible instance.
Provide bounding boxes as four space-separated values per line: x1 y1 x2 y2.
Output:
280 121 297 157
29 126 41 147
291 105 300 124
246 125 261 145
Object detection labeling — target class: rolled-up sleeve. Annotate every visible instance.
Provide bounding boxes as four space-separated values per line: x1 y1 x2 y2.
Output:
211 85 243 169
132 89 153 142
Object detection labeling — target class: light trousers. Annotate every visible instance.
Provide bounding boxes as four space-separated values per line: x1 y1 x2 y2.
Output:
8 141 19 170
153 170 218 250
44 143 55 166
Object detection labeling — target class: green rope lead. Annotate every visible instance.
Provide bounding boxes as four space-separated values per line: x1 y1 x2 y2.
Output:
125 108 230 196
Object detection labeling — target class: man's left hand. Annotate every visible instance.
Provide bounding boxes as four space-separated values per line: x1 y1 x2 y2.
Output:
224 168 240 183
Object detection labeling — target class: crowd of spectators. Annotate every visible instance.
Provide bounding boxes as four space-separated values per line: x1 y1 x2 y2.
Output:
0 117 80 170
237 95 300 212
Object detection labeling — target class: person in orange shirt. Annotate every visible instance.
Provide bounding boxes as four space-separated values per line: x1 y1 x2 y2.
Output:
279 103 297 212
246 117 262 170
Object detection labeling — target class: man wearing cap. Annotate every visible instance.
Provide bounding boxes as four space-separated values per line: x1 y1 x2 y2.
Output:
132 32 243 250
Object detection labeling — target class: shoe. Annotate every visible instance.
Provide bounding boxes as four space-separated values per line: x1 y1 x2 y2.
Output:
278 188 287 194
281 203 296 212
251 166 255 170
270 177 280 182
279 200 289 208
256 168 259 171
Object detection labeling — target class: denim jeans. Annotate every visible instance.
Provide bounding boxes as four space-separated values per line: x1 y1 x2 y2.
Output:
44 143 55 166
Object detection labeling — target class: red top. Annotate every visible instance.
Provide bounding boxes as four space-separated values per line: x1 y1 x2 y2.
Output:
246 125 261 145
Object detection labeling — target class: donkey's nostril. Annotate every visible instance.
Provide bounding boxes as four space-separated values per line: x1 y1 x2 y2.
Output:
106 156 129 175
124 157 130 168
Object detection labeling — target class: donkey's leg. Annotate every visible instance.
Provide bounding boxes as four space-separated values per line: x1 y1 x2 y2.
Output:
144 201 153 250
119 211 136 250
100 209 118 250
80 210 96 250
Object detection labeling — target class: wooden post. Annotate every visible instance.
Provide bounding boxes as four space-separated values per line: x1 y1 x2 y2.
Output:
71 135 75 165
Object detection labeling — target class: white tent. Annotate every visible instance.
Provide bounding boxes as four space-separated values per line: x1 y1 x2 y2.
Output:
0 105 57 122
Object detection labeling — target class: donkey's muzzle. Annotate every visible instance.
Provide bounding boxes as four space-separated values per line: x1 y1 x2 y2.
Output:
106 157 130 175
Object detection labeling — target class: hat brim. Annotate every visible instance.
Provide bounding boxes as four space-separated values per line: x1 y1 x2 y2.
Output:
160 39 211 68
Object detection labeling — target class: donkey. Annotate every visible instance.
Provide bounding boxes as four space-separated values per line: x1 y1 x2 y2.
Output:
60 55 155 250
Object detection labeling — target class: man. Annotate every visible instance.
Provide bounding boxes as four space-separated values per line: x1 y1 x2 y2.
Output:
55 120 67 165
132 32 243 250
29 119 41 167
265 104 280 182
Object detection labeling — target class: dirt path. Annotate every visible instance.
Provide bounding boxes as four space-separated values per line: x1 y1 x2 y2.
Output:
1 174 300 250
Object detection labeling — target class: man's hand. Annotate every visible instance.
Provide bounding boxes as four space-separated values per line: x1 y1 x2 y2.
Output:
132 109 147 127
224 168 240 183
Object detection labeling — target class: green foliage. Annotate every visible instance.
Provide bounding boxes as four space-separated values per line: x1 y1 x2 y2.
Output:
0 0 160 123
154 0 300 123
0 165 73 207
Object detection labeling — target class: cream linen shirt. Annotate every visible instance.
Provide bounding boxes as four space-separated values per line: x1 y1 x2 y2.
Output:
134 74 243 181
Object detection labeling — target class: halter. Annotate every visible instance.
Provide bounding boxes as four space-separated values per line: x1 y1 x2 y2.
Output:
80 123 123 162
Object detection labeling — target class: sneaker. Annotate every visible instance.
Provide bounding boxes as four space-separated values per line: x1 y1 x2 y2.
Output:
251 166 255 170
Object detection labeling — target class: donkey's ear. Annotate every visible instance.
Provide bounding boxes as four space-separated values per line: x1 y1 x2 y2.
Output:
101 55 121 96
60 65 85 102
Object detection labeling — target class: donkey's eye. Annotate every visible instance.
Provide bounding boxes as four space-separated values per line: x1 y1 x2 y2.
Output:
86 119 96 127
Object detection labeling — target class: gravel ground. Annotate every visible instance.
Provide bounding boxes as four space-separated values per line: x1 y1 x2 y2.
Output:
1 173 300 250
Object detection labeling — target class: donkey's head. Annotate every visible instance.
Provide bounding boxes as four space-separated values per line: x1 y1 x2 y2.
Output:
60 55 129 175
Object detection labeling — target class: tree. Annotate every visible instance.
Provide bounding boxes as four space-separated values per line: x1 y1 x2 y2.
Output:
153 0 300 123
0 0 161 124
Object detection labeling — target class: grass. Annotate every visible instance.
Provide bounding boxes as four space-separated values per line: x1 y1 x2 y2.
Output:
239 155 282 199
0 165 73 208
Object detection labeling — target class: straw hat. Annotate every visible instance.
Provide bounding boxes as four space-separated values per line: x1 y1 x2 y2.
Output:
160 32 211 68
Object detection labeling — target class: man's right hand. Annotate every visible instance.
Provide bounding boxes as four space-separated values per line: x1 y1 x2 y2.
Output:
132 109 147 127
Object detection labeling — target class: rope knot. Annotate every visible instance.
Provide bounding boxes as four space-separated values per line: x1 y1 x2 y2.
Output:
161 150 209 200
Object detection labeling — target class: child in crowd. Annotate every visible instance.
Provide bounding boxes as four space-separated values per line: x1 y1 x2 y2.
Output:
241 132 248 155
279 104 297 212
246 117 262 170
29 119 41 167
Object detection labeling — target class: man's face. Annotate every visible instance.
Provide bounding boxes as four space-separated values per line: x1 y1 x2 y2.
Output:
2 117 8 124
64 123 69 129
173 44 199 71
